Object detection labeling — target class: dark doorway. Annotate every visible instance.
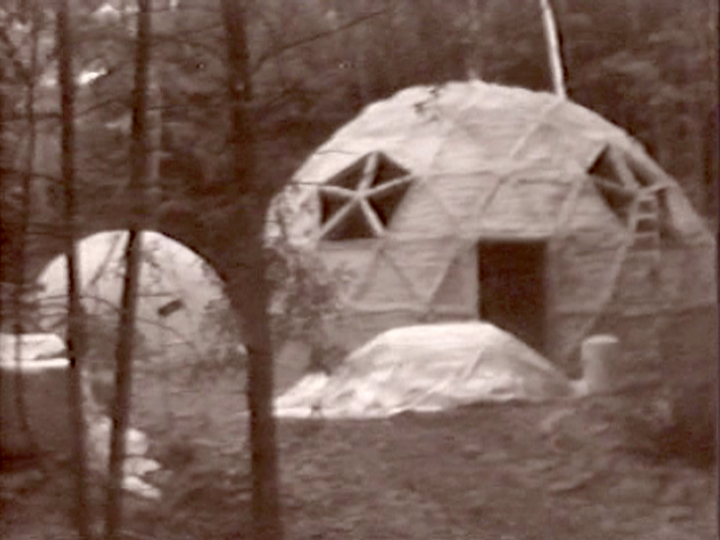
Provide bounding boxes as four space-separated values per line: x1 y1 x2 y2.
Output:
477 241 546 354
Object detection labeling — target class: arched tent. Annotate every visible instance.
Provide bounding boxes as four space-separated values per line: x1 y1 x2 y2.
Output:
270 81 717 381
35 230 237 366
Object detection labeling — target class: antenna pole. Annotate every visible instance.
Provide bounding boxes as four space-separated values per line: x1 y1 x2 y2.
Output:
539 0 567 99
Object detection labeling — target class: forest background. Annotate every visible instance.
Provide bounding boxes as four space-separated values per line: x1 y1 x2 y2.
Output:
0 0 717 278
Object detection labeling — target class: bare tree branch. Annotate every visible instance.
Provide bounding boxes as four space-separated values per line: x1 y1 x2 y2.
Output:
251 8 388 75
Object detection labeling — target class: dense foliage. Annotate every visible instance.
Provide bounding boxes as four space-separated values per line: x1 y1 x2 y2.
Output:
0 0 716 277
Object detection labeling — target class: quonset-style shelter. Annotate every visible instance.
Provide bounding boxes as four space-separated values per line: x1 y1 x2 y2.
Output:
35 231 234 365
271 81 716 379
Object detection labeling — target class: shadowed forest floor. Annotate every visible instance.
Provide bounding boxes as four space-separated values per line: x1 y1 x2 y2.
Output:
2 371 717 540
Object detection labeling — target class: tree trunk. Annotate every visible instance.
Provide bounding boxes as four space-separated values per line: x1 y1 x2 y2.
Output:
103 1 151 539
220 1 283 539
226 216 282 540
351 4 370 107
12 1 41 459
704 0 718 224
147 65 163 214
57 1 93 538
0 26 5 446
702 105 717 224
379 0 398 94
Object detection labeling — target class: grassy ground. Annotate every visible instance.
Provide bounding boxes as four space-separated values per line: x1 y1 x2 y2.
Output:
1 364 717 540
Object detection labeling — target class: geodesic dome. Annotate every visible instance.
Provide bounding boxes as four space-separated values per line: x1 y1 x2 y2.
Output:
270 81 717 380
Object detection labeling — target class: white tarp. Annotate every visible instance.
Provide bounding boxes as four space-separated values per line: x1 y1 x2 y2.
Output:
274 322 574 418
0 333 66 363
35 230 234 364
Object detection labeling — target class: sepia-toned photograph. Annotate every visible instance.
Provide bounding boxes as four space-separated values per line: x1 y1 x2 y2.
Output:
0 1 717 539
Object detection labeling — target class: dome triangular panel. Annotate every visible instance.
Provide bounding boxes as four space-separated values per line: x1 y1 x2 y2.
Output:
545 102 634 154
383 237 462 302
511 122 604 173
567 180 628 237
426 110 521 172
479 178 568 235
460 106 539 157
386 180 459 237
352 249 418 307
432 248 476 311
427 173 501 224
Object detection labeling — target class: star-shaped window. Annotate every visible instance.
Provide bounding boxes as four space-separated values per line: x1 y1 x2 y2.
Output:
318 152 413 240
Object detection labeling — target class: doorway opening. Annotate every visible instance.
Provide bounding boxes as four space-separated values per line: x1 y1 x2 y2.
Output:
477 240 546 354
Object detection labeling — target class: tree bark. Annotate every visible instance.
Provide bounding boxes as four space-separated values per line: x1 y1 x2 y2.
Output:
704 0 718 223
57 0 93 538
220 1 283 539
11 1 41 460
104 1 151 539
0 19 5 448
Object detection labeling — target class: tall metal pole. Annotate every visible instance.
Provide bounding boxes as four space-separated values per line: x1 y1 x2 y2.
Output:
539 0 567 99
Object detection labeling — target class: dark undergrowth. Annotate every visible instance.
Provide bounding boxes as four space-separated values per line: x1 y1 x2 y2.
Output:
1 366 716 540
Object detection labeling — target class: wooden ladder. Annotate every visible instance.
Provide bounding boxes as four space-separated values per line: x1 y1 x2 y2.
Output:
631 190 662 262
